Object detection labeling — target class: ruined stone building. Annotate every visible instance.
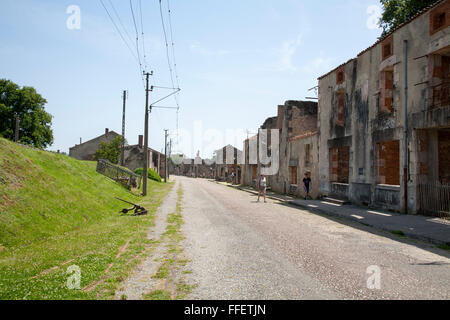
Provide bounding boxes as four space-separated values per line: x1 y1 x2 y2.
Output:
175 157 216 178
69 130 167 179
69 128 120 160
242 100 320 199
318 0 450 215
123 135 167 178
215 145 243 184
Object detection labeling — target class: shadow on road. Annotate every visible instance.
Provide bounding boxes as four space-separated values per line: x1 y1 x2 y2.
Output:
273 200 450 261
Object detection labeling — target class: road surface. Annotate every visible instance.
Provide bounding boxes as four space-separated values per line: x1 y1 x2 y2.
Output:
176 176 450 300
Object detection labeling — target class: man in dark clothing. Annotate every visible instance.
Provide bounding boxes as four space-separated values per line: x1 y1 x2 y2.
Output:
303 173 312 200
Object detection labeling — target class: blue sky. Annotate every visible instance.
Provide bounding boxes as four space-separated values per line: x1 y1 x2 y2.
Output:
0 0 383 158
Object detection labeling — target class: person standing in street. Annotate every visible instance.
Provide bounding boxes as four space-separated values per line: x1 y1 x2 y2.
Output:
303 173 312 200
257 174 267 203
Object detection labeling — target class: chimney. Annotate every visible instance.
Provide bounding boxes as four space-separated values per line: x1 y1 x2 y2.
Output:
105 128 109 137
138 135 143 148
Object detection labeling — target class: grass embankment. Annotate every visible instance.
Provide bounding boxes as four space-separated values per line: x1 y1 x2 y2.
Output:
0 137 173 299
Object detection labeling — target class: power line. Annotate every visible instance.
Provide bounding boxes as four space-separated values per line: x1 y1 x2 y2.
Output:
161 0 181 151
158 0 178 97
129 0 145 86
108 0 134 49
99 0 139 64
138 0 149 71
167 0 180 90
99 0 145 88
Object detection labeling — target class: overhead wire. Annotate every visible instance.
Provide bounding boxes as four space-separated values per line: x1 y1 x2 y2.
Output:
129 0 145 87
99 0 139 64
138 0 149 71
160 0 181 152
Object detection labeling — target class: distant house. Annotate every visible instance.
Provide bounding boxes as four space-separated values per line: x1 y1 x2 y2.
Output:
215 144 243 184
123 135 167 178
171 154 216 178
69 130 166 178
69 128 120 161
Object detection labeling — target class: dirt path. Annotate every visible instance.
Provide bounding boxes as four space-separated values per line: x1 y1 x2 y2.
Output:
114 180 179 300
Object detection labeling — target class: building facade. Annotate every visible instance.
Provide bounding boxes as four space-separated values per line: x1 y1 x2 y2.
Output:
69 128 120 161
242 100 320 199
318 0 450 215
215 145 243 184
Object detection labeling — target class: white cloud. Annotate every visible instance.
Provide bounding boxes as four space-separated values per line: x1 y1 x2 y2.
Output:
277 33 303 72
302 53 335 75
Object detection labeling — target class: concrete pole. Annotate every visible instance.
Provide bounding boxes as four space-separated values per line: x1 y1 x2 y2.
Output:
143 72 151 196
403 40 409 214
164 129 168 183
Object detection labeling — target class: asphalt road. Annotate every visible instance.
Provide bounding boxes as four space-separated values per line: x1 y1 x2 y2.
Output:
178 176 450 300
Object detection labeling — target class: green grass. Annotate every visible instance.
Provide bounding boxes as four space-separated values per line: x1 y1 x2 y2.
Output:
0 137 174 299
134 168 162 183
144 184 195 300
391 230 405 237
143 289 171 300
438 244 450 251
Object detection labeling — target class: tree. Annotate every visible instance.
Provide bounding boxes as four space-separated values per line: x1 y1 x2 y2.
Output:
93 136 124 164
0 79 54 148
379 0 437 36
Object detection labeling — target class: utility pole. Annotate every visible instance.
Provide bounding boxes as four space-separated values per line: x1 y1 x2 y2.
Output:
164 129 168 183
14 114 19 142
143 72 152 196
121 90 127 166
168 138 172 180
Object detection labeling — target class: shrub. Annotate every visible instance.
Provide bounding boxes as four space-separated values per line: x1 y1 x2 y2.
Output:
135 168 162 183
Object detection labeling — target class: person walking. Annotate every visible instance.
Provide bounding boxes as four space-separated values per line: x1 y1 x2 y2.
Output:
303 173 312 200
257 174 267 203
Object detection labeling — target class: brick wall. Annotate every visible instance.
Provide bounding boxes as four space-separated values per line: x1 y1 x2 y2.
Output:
330 146 349 183
376 140 400 185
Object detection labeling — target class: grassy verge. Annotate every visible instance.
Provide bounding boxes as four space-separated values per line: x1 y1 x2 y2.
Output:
0 138 174 299
144 184 195 300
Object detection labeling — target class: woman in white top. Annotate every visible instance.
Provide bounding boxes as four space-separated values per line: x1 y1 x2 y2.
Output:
257 174 267 203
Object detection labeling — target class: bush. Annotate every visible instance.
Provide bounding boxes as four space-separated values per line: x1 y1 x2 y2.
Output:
135 168 162 183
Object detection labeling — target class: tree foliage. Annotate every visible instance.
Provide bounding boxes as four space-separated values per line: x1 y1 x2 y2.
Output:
93 136 124 164
0 79 54 148
380 0 437 36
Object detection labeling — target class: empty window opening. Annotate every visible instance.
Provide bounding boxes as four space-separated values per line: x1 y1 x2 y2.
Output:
381 37 394 61
432 12 446 33
380 70 394 113
252 165 257 180
438 130 450 184
430 54 450 109
305 144 311 165
376 140 400 186
289 166 298 185
336 70 345 85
